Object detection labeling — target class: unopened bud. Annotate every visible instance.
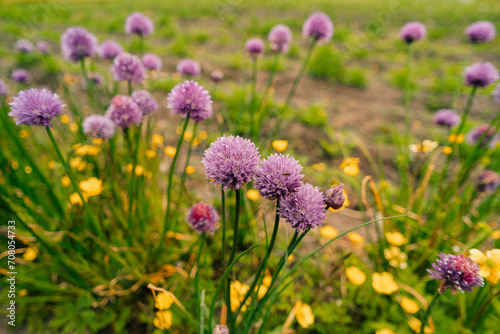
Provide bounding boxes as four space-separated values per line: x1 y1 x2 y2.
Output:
324 184 345 210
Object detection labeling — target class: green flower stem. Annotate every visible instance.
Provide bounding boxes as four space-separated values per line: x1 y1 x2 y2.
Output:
127 122 143 245
285 39 316 107
455 86 477 136
128 80 133 95
80 57 101 111
227 188 241 266
420 291 441 334
195 233 206 322
221 188 227 264
404 43 414 148
181 121 198 184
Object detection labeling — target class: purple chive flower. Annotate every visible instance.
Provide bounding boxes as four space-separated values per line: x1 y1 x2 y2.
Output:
477 170 499 193
493 84 500 105
82 115 116 139
0 79 9 96
177 58 201 77
213 325 229 334
202 135 260 191
132 89 158 116
98 40 123 59
466 124 499 148
280 183 326 231
464 62 499 88
465 21 496 43
142 53 162 71
427 253 484 294
434 109 460 128
111 52 146 83
15 39 34 53
167 80 213 122
302 12 334 43
11 69 31 84
324 184 345 210
88 72 104 87
268 24 293 54
105 95 142 128
399 22 427 44
8 88 64 127
245 38 265 58
36 41 50 55
61 26 98 62
125 12 154 37
186 202 220 235
254 154 304 201
210 70 224 83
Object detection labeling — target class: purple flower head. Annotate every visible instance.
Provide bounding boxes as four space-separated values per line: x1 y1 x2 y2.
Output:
82 115 116 139
268 24 293 54
245 38 265 58
465 21 496 43
324 184 345 210
167 80 212 122
36 41 50 55
399 22 427 44
112 52 146 83
202 135 260 191
15 39 34 53
464 62 499 88
427 253 484 294
142 53 162 71
280 183 326 231
466 124 499 148
88 72 104 87
186 202 220 235
177 58 201 77
254 154 304 201
8 88 64 127
0 79 9 96
125 12 154 37
477 170 499 193
434 109 460 128
302 12 334 43
493 84 500 105
211 70 224 83
61 26 98 62
11 69 31 84
213 325 229 334
132 89 158 116
105 95 142 128
98 40 123 60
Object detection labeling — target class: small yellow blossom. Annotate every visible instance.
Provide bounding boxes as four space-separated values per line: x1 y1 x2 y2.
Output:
184 130 194 141
155 292 174 310
320 226 339 239
408 317 433 333
93 138 103 145
345 266 366 285
192 138 201 147
70 192 86 205
23 247 38 261
48 161 56 170
246 189 260 201
376 329 396 334
135 166 144 176
61 176 71 187
400 297 419 314
79 177 103 197
230 281 251 312
74 144 90 155
69 123 79 132
340 157 360 176
449 133 465 144
386 231 407 246
153 310 172 330
409 140 438 153
165 146 176 157
372 272 398 294
491 230 500 240
272 140 288 152
146 171 153 179
469 249 500 284
24 166 32 174
19 289 27 297
146 150 157 159
88 146 100 155
18 130 29 138
312 162 327 171
442 146 452 155
185 166 195 174
347 232 364 245
294 301 314 328
262 275 272 287
287 254 294 262
175 126 182 135
61 115 70 124
384 246 408 269
152 134 163 147
63 73 77 85
11 160 19 170
199 131 208 140
256 285 268 299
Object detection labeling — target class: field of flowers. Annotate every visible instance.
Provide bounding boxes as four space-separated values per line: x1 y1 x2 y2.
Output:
0 0 500 333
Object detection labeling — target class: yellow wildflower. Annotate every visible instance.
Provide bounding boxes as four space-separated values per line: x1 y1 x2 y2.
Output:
185 166 195 174
272 140 288 152
442 146 452 155
61 176 71 187
18 130 29 138
153 310 172 330
70 192 86 206
400 297 419 314
320 226 339 239
230 281 251 312
384 246 408 269
23 247 38 261
287 254 294 262
61 115 70 124
199 131 208 140
409 140 438 153
11 160 19 170
192 138 201 147
135 166 144 176
340 157 360 176
184 130 194 141
155 292 174 310
376 329 396 334
24 166 32 174
386 231 407 246
345 266 366 285
48 161 56 170
69 123 79 132
469 249 500 284
448 133 465 144
246 189 260 201
371 272 398 294
146 150 157 159
408 317 433 333
165 146 176 157
294 301 314 328
312 162 326 171
93 138 103 145
256 285 268 299
152 134 163 148
88 146 100 155
79 177 103 197
491 230 500 240
347 232 364 245
19 289 27 297
262 275 272 287
74 144 90 155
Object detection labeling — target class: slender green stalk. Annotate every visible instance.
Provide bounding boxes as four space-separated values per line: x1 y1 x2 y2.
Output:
284 39 316 107
455 86 477 136
404 43 414 147
128 80 133 95
221 188 227 264
420 291 441 334
228 189 241 266
127 122 143 245
181 121 199 183
235 58 258 132
195 233 206 321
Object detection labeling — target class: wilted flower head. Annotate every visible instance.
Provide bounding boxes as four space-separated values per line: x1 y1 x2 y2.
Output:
177 58 201 77
280 183 325 231
245 38 265 58
213 325 229 334
302 12 334 43
477 170 499 193
15 39 34 53
0 79 9 96
324 184 345 210
167 80 212 121
254 154 304 201
427 253 484 294
61 26 98 62
268 24 293 54
125 12 154 37
186 202 220 235
464 62 499 88
132 89 158 116
11 69 31 84
211 70 224 83
465 21 496 43
105 95 142 128
9 88 64 126
82 115 116 139
202 135 260 191
466 124 499 148
36 41 50 54
399 22 427 43
142 53 162 71
112 52 146 83
98 40 123 59
434 109 460 128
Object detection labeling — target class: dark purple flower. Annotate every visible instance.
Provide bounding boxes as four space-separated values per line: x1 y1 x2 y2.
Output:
466 124 499 148
202 135 260 191
11 69 31 84
36 41 50 55
477 170 499 193
254 154 304 201
465 21 496 43
493 84 500 105
125 12 154 37
15 39 34 53
142 53 162 71
210 70 224 83
302 12 334 43
167 80 212 122
464 62 499 88
177 58 201 77
213 325 229 334
98 40 123 59
105 95 142 128
399 22 427 44
132 89 158 116
0 79 9 96
61 26 98 62
245 38 265 58
8 88 64 126
112 52 146 83
186 202 220 235
324 184 345 210
427 253 484 294
82 115 116 139
280 183 326 231
434 109 460 128
269 24 293 54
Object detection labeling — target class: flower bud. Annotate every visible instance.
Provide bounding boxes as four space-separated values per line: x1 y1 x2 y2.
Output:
324 184 345 210
213 324 229 334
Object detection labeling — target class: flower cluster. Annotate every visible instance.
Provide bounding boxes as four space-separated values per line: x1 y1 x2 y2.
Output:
167 80 212 121
427 253 484 293
125 12 154 36
185 202 220 235
61 26 98 62
106 95 142 128
279 183 325 231
112 52 146 83
9 88 64 127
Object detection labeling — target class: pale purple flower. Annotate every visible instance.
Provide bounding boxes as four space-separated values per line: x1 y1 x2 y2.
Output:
8 88 64 126
466 124 499 148
465 21 496 43
464 62 499 88
254 154 304 201
210 70 224 83
132 89 158 116
36 41 50 55
434 109 460 128
11 69 31 84
477 170 499 194
61 26 98 62
202 135 260 191
302 12 334 43
268 24 293 54
324 184 345 210
167 80 212 121
82 115 116 139
427 253 484 294
15 39 34 53
177 58 201 77
125 12 154 37
399 22 427 44
0 79 9 96
186 202 220 235
112 52 146 83
245 38 265 58
142 53 162 71
493 84 500 105
280 183 326 231
105 95 142 128
213 325 229 334
98 40 123 59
